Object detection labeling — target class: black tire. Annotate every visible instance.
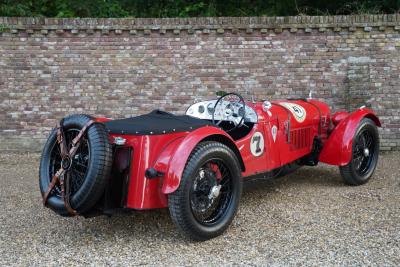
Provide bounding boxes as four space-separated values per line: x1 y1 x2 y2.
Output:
39 114 113 216
339 118 379 185
168 141 242 241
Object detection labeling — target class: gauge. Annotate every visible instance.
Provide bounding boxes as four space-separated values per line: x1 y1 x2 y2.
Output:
198 105 205 113
238 107 245 117
207 103 214 114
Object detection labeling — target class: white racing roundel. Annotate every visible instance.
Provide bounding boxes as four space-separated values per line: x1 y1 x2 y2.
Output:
280 102 306 123
250 132 264 157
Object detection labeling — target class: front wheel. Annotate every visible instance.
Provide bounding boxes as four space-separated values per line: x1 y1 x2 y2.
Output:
168 141 242 241
339 118 379 185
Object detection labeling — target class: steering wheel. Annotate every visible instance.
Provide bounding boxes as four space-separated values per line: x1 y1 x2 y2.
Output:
212 93 246 132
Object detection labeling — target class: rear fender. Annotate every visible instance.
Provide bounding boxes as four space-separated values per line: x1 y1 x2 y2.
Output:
157 126 243 194
319 108 381 166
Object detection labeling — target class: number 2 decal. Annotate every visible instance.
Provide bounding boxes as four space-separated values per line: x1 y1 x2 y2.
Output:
250 132 264 157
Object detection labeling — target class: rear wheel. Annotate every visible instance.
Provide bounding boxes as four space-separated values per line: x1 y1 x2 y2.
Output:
339 118 379 185
168 141 242 241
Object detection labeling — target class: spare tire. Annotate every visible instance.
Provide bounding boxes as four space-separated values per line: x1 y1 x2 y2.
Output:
39 114 113 216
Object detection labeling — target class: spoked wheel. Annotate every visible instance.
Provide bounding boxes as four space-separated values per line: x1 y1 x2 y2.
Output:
190 160 232 225
48 129 90 197
39 114 113 216
352 129 376 176
169 141 242 241
340 118 379 185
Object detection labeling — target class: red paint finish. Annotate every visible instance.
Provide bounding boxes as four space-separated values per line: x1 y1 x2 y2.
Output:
103 100 379 210
256 99 330 169
160 126 235 194
234 123 269 177
319 108 380 166
331 111 349 126
94 117 111 123
109 132 186 209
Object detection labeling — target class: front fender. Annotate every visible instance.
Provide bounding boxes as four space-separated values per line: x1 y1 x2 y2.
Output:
319 108 381 166
158 126 237 194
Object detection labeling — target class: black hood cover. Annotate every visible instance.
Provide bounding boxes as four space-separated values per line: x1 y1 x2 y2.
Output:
104 110 212 135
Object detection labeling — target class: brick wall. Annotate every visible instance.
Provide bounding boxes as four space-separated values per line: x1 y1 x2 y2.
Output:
0 15 399 151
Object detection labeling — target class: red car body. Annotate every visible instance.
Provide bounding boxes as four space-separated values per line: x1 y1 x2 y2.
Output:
95 99 380 210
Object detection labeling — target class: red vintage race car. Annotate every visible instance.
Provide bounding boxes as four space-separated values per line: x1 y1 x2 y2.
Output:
39 93 380 240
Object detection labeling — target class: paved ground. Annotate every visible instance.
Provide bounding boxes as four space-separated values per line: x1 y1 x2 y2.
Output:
0 152 399 266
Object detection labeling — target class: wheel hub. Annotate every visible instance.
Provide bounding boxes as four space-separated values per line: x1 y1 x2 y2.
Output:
208 185 222 200
199 169 206 179
191 168 220 215
61 156 72 170
189 159 233 226
363 148 370 157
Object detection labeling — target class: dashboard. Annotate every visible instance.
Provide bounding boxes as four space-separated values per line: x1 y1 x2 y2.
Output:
186 100 258 123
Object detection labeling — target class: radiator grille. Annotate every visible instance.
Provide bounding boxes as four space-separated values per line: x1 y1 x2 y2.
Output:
290 127 312 150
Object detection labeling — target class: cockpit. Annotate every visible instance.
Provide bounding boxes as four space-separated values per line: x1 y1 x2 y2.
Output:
186 93 257 140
